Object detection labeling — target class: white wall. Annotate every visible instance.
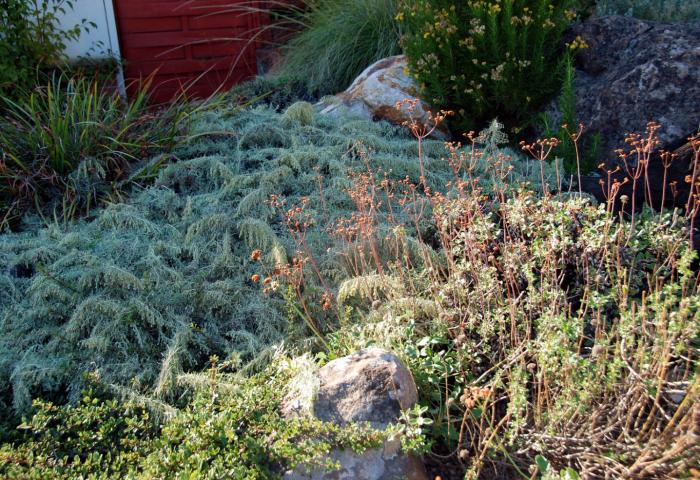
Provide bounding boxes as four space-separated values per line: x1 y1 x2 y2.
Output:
57 0 125 96
57 0 121 60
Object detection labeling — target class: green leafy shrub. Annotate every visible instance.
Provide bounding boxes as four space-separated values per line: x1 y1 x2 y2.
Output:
0 376 157 479
139 359 386 479
0 71 201 225
595 0 700 22
398 0 580 133
0 359 388 479
0 0 89 97
272 0 402 97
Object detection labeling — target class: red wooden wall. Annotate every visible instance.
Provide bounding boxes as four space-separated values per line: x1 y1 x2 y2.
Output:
113 0 260 102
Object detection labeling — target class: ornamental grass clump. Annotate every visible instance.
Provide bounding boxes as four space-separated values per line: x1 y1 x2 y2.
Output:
398 0 581 134
0 71 202 226
268 0 402 97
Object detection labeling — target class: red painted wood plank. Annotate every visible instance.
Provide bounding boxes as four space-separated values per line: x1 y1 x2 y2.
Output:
119 16 182 34
191 41 248 59
123 46 186 61
119 29 249 48
124 58 248 76
188 12 258 30
115 1 249 19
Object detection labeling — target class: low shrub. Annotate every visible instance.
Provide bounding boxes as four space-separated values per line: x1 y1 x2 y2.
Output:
0 376 157 479
0 358 391 479
398 0 581 134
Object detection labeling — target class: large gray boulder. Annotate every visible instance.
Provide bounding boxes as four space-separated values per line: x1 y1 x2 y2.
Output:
560 15 700 162
282 348 428 480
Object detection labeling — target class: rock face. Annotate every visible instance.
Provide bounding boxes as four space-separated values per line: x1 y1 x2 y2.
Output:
283 348 428 480
314 348 418 429
318 56 445 137
563 15 700 161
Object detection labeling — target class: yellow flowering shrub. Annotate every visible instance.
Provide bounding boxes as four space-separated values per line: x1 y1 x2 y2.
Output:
398 0 580 133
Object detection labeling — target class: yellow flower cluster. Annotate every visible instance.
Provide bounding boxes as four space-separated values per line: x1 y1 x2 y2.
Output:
420 8 457 39
511 15 533 25
567 35 589 51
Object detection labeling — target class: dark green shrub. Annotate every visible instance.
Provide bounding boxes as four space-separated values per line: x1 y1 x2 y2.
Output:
398 0 580 133
0 0 89 98
0 362 390 479
0 377 157 479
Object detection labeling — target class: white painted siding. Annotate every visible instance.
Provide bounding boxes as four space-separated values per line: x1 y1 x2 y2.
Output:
57 0 121 60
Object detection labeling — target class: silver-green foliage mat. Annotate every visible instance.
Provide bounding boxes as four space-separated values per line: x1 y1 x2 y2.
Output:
0 105 549 412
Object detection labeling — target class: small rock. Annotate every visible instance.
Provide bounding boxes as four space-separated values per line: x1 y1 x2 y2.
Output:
318 56 446 138
283 348 428 480
314 348 418 429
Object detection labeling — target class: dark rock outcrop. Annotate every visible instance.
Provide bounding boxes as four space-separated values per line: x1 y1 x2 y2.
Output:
552 15 700 222
563 15 699 162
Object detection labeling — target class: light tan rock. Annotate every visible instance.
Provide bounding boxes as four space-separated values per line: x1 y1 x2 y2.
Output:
319 56 445 138
283 348 428 480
